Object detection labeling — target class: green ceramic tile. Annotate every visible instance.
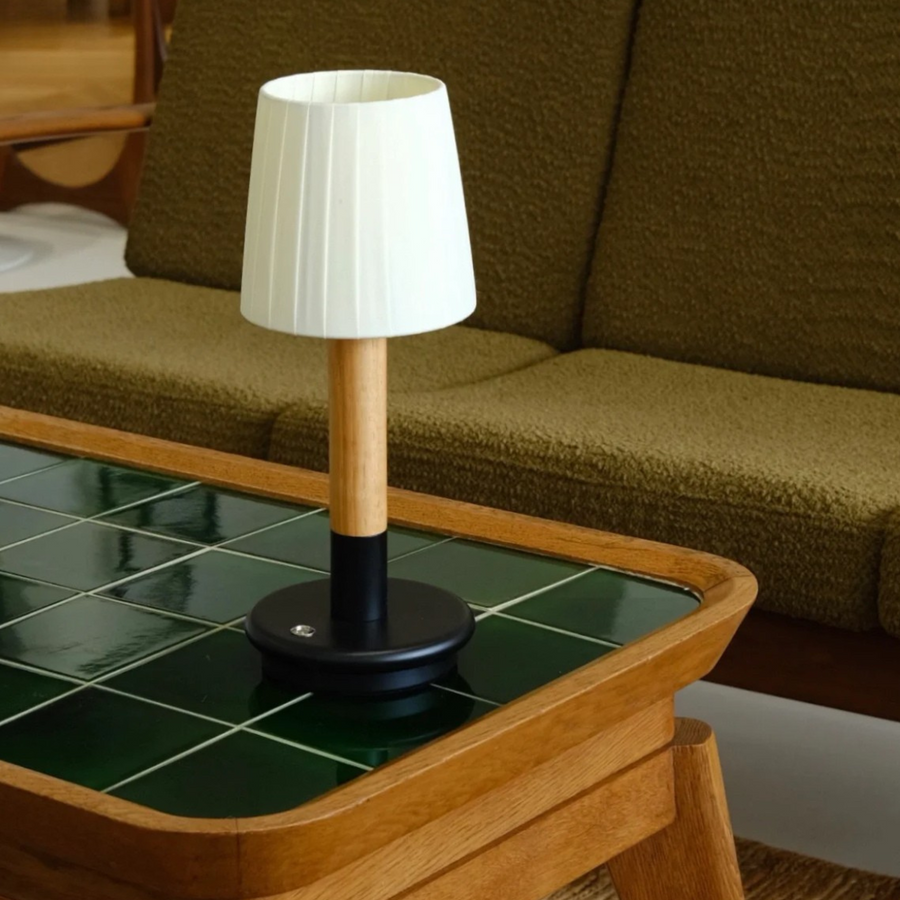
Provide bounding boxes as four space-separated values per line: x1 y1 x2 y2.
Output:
0 521 195 591
101 485 308 544
106 630 298 723
0 574 75 625
0 443 65 482
0 458 188 517
439 616 613 704
0 595 207 680
112 731 362 817
0 663 74 723
0 688 225 790
388 540 587 607
100 550 319 623
227 512 438 571
256 687 495 768
506 569 700 646
0 501 73 549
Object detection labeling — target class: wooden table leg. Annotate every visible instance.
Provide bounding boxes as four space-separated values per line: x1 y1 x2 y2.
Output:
607 718 744 900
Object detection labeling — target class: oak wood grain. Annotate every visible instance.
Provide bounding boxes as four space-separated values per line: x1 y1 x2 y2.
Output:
0 407 756 900
388 749 675 900
0 103 154 145
239 701 673 900
328 338 388 537
607 719 744 900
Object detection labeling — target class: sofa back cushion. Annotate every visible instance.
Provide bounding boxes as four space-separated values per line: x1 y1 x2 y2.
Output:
126 0 638 349
583 0 900 391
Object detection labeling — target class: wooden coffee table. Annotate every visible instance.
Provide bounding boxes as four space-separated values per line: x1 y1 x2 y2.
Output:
0 407 755 900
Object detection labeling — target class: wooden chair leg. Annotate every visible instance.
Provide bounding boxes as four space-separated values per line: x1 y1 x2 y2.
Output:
607 719 744 900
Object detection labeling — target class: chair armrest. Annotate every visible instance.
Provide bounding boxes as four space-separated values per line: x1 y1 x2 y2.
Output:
0 103 155 146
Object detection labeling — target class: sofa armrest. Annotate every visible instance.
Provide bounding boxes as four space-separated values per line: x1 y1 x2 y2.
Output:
879 508 900 637
0 103 155 146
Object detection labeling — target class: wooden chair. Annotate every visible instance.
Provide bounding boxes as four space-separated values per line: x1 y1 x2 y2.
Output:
0 0 170 226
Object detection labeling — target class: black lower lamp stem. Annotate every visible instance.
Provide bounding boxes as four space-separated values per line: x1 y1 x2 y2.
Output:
245 338 474 697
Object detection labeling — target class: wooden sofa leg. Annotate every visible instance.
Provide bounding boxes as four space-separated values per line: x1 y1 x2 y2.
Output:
607 719 744 900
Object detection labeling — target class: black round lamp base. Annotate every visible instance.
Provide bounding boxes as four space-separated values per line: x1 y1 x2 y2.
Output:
245 578 475 698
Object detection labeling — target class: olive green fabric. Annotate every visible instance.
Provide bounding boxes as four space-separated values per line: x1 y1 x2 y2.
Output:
271 350 900 631
0 278 554 458
126 0 639 349
583 0 900 393
881 511 900 637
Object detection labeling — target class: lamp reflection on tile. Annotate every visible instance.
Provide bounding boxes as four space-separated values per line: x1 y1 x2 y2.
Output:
255 681 493 768
101 485 308 544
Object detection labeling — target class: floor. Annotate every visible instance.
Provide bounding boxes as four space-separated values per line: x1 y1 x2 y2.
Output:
1 203 899 877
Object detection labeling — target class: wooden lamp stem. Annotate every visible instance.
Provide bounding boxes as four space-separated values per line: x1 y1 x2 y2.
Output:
245 338 472 695
328 338 388 537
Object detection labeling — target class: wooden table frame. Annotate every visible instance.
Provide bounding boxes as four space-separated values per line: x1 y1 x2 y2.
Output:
0 407 756 900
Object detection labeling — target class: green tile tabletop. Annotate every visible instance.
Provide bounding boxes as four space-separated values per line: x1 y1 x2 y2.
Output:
0 688 225 790
0 595 208 680
506 568 701 646
0 521 196 592
0 443 64 483
387 539 588 607
105 630 299 724
0 574 75 626
0 501 73 550
0 663 75 724
226 511 439 571
255 687 496 768
101 485 309 545
438 615 615 705
101 550 321 623
0 458 189 517
111 731 364 818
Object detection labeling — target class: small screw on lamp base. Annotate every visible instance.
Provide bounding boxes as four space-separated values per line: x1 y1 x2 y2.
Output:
245 576 475 697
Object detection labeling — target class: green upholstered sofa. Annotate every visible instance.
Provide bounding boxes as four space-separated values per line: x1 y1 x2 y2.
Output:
2 0 899 656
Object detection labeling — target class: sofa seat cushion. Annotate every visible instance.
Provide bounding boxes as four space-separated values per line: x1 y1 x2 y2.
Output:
0 277 556 458
270 350 900 632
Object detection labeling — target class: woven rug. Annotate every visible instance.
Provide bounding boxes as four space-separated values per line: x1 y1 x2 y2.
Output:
547 838 900 900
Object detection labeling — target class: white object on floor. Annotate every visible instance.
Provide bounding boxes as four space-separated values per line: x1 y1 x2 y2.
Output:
0 236 36 273
677 680 900 878
3 202 900 881
0 204 129 293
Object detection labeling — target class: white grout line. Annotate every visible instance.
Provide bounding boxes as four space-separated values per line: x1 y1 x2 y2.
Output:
94 684 237 728
212 544 328 574
214 507 326 552
0 592 88 631
432 683 501 707
0 656 83 684
85 519 206 549
90 622 235 684
86 593 225 629
0 458 71 487
87 481 202 520
99 690 320 794
0 683 89 729
241 726 371 771
0 496 80 520
386 535 456 563
468 566 599 617
0 517 83 553
100 729 240 794
486 610 621 650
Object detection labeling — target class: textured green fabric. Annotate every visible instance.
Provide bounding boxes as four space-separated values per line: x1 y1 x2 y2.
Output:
583 0 900 393
271 350 900 631
880 511 900 637
0 278 554 458
126 0 638 349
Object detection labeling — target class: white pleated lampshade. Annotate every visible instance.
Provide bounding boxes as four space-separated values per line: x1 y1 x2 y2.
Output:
240 70 476 339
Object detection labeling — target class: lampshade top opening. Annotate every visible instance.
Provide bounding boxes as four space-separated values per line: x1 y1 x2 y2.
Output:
262 70 443 107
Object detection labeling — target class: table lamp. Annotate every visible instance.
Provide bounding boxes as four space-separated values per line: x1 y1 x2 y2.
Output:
240 70 476 697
